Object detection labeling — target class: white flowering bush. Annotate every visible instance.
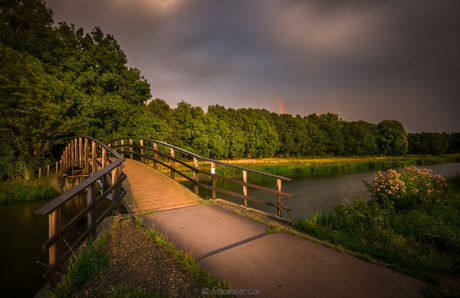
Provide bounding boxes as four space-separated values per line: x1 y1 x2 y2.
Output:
364 166 448 210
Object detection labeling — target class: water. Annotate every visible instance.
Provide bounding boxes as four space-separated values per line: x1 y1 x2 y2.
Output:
0 177 112 297
191 162 460 220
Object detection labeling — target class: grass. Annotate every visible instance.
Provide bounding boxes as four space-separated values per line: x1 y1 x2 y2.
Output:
0 179 57 204
54 231 111 297
135 217 231 292
293 174 460 286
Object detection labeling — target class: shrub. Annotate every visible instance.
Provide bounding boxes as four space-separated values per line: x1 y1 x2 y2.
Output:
364 166 448 210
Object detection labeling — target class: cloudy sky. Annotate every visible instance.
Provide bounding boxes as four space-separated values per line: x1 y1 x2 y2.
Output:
43 0 460 133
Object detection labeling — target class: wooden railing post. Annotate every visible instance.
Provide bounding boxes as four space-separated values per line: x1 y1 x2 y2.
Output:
112 165 122 210
48 208 61 281
39 168 42 178
121 139 124 157
84 138 89 174
91 141 97 175
140 139 144 163
70 140 74 167
79 137 83 168
67 143 71 168
129 138 133 159
211 162 216 199
47 165 50 177
153 142 158 169
101 147 108 189
60 155 63 175
74 138 78 167
277 179 282 217
193 157 199 195
102 147 108 169
170 148 175 179
64 147 67 171
87 182 95 229
242 170 248 207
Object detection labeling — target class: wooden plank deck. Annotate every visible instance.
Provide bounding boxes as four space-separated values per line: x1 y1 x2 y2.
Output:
121 159 201 213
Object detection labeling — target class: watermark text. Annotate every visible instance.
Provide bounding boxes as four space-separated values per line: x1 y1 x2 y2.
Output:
202 287 261 296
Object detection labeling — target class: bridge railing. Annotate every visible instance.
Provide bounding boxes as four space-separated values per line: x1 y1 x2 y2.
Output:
34 137 127 281
109 138 291 217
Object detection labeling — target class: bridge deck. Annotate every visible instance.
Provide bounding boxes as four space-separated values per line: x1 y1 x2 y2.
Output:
121 159 201 213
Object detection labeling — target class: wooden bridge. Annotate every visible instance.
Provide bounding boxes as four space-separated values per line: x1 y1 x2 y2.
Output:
34 137 291 280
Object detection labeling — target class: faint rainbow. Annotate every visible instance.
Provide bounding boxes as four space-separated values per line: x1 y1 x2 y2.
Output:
275 92 287 114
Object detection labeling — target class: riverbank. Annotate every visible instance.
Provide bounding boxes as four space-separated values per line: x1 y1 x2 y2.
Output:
0 179 57 204
293 172 460 297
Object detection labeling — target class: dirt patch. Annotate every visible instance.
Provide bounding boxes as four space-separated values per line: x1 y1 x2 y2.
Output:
73 217 203 297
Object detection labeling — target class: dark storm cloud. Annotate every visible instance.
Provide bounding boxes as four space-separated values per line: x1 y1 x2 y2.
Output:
44 0 460 132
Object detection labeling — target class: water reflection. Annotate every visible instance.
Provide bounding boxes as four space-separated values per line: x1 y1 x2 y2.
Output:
0 175 113 297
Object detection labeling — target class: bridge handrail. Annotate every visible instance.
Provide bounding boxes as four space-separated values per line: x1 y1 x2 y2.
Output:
109 138 291 217
34 136 126 281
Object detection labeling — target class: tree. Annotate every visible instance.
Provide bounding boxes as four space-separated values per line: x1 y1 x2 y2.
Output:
52 24 152 141
377 120 408 155
420 132 448 155
0 0 54 60
341 121 378 155
0 44 69 178
307 113 344 155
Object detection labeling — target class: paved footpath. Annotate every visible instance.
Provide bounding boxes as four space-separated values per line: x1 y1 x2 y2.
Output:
141 203 425 298
121 159 201 213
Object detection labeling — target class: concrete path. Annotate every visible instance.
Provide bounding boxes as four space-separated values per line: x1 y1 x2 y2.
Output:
141 203 425 298
121 159 201 213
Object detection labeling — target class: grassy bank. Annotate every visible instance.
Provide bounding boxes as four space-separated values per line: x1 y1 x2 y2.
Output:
227 154 460 178
0 179 57 204
293 169 460 295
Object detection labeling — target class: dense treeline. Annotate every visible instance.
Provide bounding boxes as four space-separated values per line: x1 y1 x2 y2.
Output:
1 0 459 180
147 99 460 159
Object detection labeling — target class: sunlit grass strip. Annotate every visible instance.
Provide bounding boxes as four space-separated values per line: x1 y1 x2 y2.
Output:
227 154 460 178
0 179 57 204
135 217 230 292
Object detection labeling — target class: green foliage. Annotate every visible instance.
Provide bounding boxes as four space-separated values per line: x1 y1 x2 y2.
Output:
0 43 69 178
1 2 155 178
294 173 460 282
0 179 57 204
377 120 408 155
55 234 110 297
